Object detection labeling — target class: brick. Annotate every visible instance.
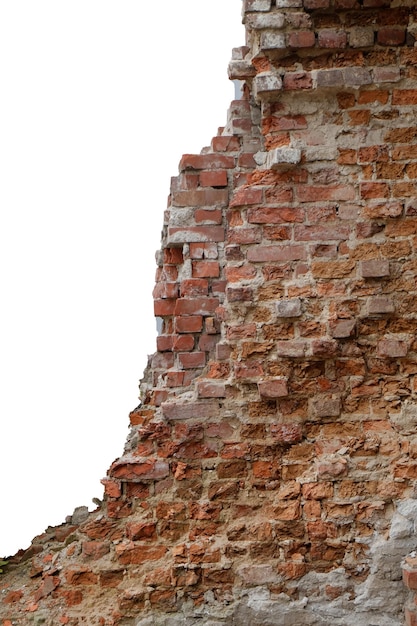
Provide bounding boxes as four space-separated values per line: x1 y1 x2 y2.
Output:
360 260 390 278
260 31 286 50
194 208 222 224
162 401 219 421
179 154 234 171
247 244 307 262
294 224 349 241
312 260 355 278
288 30 316 48
228 226 262 244
392 90 417 106
110 459 169 481
311 396 341 418
172 189 228 207
403 567 417 591
377 27 406 46
175 315 203 333
349 27 375 47
377 339 408 358
296 185 354 202
197 381 226 398
174 297 219 316
258 378 289 398
154 299 176 317
168 226 225 244
172 335 195 352
276 340 307 358
343 67 372 86
276 299 302 317
243 0 272 10
253 71 283 98
270 423 303 444
178 352 206 369
316 69 344 87
330 319 356 338
283 72 313 90
117 545 167 566
230 186 263 207
367 297 395 315
373 66 401 83
318 30 347 48
199 170 228 188
248 206 304 223
227 286 254 302
179 278 208 298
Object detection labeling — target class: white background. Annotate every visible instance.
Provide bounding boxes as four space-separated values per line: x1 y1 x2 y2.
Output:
0 1 244 557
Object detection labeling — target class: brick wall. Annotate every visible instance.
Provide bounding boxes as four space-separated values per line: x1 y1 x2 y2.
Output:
2 1 417 624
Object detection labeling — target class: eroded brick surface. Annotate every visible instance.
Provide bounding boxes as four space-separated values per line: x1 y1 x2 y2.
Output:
2 2 417 625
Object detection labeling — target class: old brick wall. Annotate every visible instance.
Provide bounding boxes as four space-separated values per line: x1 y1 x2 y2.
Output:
2 1 417 624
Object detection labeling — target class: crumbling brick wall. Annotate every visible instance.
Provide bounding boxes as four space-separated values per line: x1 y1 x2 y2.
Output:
2 1 417 624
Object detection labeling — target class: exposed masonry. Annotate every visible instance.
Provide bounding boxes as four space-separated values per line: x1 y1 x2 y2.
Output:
2 1 417 624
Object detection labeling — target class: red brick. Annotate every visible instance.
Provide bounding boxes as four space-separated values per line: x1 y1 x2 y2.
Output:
258 378 288 398
172 335 195 352
180 279 208 297
110 459 169 481
247 244 307 262
318 29 347 48
179 154 234 170
377 339 408 358
211 135 240 152
156 335 174 352
197 381 227 398
230 186 263 207
270 423 303 444
66 568 98 585
283 72 313 90
154 299 176 317
194 208 222 224
294 225 349 241
392 90 417 106
199 170 228 187
296 185 354 202
82 541 110 560
360 182 390 199
288 30 315 48
162 401 219 421
178 352 206 369
166 371 186 387
377 28 406 46
117 545 167 566
164 248 184 264
248 206 304 223
263 115 307 132
227 226 262 244
192 260 220 278
360 260 390 278
174 297 219 316
175 315 203 333
405 607 417 626
152 282 178 299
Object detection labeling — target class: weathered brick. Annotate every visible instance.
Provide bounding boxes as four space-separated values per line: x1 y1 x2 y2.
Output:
377 339 408 358
247 244 307 262
360 259 390 278
179 154 234 171
258 378 289 398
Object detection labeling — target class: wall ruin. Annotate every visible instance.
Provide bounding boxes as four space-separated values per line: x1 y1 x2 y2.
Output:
2 1 417 624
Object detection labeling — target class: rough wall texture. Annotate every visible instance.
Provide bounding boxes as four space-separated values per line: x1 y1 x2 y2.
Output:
2 1 417 624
